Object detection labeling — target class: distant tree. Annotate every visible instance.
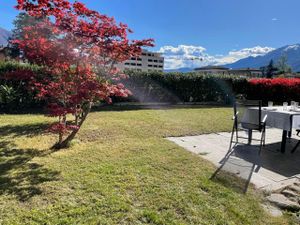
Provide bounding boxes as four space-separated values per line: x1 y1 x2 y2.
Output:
259 66 265 76
9 12 42 58
262 60 278 78
12 13 37 39
276 54 292 74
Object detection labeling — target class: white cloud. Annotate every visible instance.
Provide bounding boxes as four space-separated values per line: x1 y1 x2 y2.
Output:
272 18 278 21
159 45 211 69
159 45 206 56
159 45 275 70
218 46 275 64
228 46 275 58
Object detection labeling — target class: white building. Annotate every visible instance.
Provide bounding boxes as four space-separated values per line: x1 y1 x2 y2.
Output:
117 50 164 72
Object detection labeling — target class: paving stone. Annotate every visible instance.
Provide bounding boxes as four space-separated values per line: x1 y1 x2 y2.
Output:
281 189 298 198
289 185 300 194
294 182 300 187
167 129 300 191
267 194 300 211
168 130 300 215
261 204 283 217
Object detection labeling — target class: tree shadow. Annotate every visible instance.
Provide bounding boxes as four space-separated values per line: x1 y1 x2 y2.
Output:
0 123 59 202
0 122 49 138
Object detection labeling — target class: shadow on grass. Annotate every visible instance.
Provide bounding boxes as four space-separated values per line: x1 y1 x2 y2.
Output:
0 123 49 138
210 170 255 194
0 123 59 201
209 144 256 194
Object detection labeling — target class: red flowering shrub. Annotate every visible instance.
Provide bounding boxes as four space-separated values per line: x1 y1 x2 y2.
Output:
247 78 300 103
13 0 154 148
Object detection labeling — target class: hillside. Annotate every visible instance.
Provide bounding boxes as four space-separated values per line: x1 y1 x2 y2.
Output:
225 44 300 72
0 27 11 46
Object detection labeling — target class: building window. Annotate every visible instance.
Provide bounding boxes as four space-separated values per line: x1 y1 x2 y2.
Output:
125 63 130 65
159 65 163 68
148 59 153 62
131 63 136 66
137 58 142 61
154 60 158 62
148 65 153 67
159 60 163 63
154 65 158 68
137 64 142 66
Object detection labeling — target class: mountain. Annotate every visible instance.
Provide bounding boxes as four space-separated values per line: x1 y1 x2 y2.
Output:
225 44 300 72
166 44 300 73
0 27 11 46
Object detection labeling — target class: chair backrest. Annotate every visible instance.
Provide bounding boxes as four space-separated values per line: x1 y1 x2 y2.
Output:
292 115 300 131
233 99 262 131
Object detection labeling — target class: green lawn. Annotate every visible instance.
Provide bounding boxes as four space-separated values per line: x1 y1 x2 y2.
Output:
0 107 295 224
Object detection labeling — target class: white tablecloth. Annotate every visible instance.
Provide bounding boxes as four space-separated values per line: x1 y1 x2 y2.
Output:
242 106 300 131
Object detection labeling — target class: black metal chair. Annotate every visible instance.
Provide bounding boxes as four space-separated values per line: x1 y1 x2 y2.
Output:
229 99 267 155
291 129 300 153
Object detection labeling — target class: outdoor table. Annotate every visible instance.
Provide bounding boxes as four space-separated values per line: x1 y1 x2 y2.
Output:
242 106 300 153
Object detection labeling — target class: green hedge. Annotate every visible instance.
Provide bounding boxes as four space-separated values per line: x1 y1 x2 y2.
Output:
117 71 248 104
0 61 44 112
0 62 249 112
3 62 299 111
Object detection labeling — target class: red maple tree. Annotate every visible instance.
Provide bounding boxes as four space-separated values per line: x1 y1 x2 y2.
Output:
13 0 154 148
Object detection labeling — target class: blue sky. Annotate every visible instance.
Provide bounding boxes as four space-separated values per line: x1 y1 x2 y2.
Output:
1 0 300 69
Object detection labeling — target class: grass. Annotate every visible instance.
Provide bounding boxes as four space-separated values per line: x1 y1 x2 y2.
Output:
0 107 296 224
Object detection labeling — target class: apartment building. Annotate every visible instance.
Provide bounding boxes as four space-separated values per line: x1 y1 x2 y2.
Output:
117 50 164 72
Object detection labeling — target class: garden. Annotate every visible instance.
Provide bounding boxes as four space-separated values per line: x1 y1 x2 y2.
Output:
0 108 296 224
0 0 299 224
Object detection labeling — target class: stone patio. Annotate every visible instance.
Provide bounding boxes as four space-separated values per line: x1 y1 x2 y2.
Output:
167 128 300 192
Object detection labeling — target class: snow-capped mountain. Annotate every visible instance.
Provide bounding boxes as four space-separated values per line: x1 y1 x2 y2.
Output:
225 44 300 72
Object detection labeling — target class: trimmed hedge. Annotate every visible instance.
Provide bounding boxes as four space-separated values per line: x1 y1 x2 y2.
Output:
247 78 300 104
117 71 248 104
2 62 300 112
0 61 44 112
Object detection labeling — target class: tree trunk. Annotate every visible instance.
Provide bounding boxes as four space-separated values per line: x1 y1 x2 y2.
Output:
53 102 92 149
